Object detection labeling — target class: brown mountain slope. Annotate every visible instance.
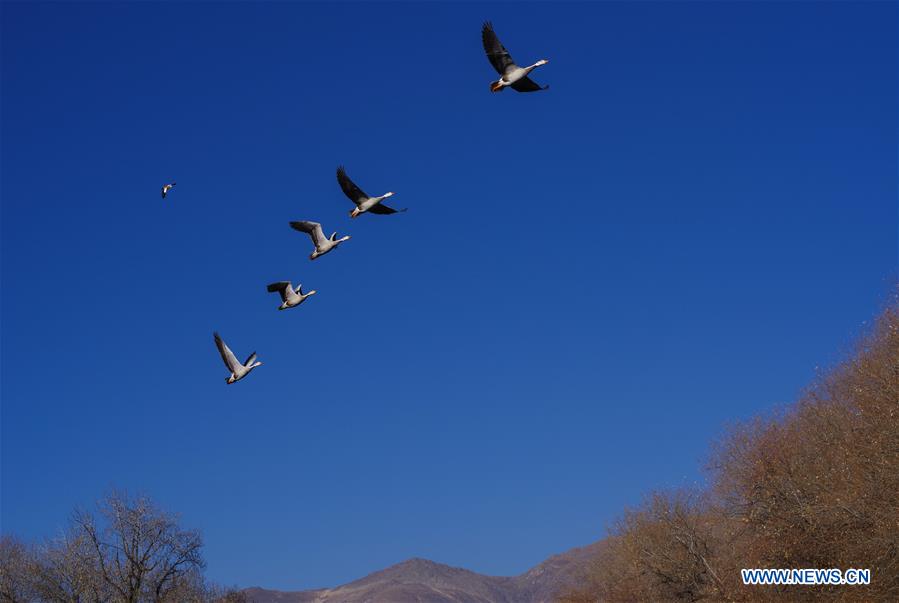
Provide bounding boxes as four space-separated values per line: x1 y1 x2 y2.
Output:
243 541 603 603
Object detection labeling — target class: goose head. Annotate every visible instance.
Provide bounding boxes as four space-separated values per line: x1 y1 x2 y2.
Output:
226 375 236 384
490 80 505 93
350 208 361 218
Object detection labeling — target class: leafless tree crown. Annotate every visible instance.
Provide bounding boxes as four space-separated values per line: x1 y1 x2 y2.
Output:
0 492 246 603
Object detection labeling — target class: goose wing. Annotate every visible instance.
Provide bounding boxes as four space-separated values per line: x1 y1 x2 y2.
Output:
243 352 257 367
511 76 548 93
214 332 242 373
368 203 407 215
337 166 369 205
266 281 293 302
290 221 328 247
482 22 517 75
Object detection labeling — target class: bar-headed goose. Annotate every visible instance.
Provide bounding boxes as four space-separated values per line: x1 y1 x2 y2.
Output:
482 22 549 93
266 281 316 310
289 220 351 260
214 332 262 384
161 182 176 199
337 166 406 218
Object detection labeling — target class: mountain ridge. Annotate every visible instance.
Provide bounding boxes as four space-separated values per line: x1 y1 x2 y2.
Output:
243 540 602 603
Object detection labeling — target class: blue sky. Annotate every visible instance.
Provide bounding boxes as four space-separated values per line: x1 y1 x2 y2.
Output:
1 0 896 591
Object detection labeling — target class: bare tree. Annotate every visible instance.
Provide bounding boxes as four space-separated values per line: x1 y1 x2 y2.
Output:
28 532 111 603
0 535 34 602
558 491 731 603
70 492 204 603
2 493 248 603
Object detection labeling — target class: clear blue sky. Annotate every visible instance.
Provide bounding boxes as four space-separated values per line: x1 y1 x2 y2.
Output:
2 0 896 591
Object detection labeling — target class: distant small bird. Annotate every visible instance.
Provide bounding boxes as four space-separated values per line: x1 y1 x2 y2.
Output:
337 166 405 218
289 220 351 260
161 182 176 199
482 22 549 93
214 332 262 384
266 281 317 310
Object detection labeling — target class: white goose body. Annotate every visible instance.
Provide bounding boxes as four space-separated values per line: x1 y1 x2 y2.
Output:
267 281 317 310
495 60 548 90
289 220 351 260
337 166 405 218
482 22 549 93
214 332 262 384
355 192 396 216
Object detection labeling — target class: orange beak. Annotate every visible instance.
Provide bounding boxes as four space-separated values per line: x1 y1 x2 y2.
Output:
491 81 503 92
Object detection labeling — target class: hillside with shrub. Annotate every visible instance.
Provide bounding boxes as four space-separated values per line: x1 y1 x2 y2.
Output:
560 292 899 602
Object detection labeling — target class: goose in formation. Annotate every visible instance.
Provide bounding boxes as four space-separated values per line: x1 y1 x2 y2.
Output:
214 332 262 384
267 281 316 310
161 182 176 199
289 220 351 260
337 166 405 218
482 22 549 93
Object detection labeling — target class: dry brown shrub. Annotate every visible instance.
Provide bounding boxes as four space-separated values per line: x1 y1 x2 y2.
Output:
560 292 899 602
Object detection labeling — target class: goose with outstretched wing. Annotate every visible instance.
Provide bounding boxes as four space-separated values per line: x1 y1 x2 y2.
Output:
266 280 316 310
482 22 549 93
337 166 405 218
161 182 176 199
289 220 351 260
214 332 262 384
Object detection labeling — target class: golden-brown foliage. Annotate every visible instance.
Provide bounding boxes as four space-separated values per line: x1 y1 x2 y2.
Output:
560 491 741 603
561 293 899 602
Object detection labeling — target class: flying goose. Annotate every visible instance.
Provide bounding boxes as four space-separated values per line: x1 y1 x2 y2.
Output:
214 332 262 384
289 220 351 260
337 166 405 218
482 22 549 93
267 281 316 310
161 182 176 199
